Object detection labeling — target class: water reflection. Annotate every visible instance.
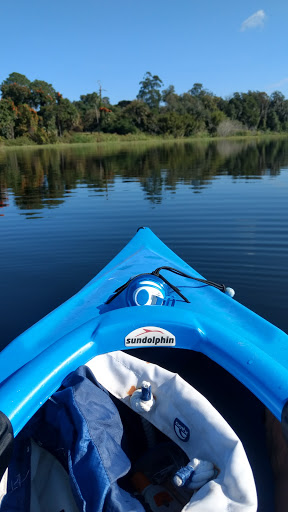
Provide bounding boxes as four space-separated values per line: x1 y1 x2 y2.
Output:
0 138 287 216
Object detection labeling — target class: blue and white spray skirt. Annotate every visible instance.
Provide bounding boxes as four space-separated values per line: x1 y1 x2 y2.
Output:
0 351 257 512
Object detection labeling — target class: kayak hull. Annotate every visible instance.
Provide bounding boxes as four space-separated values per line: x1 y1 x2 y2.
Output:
0 227 287 437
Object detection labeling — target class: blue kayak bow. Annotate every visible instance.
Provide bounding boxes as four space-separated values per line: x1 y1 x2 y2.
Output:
0 227 288 475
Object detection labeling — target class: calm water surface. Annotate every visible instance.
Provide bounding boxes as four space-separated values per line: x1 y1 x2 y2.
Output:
1 138 288 510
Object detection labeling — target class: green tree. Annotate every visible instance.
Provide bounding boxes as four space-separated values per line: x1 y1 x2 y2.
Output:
30 80 57 108
179 93 206 133
0 99 18 139
117 100 132 108
123 100 157 133
226 91 269 130
255 92 269 129
270 91 288 129
158 112 186 137
226 91 260 129
207 109 227 134
74 92 100 132
188 86 226 133
161 85 181 112
112 118 137 134
1 82 31 107
157 111 202 137
137 72 163 110
225 93 243 121
55 97 80 136
100 108 137 134
267 110 281 132
189 83 205 97
2 72 31 87
241 92 261 129
38 104 57 135
14 104 38 137
1 73 32 107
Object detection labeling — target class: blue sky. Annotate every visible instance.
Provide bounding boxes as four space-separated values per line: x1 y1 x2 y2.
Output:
1 0 288 105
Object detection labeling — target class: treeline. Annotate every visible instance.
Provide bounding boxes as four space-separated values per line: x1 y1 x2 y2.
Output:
1 71 288 144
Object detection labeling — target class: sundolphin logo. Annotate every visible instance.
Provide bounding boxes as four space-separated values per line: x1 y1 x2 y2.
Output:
174 418 190 442
125 326 176 347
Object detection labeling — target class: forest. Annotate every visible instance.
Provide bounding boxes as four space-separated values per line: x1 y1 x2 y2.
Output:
1 71 288 145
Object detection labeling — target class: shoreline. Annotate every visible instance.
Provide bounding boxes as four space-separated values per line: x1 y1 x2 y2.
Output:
1 132 288 151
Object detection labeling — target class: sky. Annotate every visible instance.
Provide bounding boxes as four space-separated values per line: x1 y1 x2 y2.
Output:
1 0 288 105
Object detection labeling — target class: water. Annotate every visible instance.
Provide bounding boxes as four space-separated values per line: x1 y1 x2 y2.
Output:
1 137 288 510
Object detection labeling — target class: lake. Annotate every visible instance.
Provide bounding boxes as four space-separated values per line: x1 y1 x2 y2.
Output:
1 137 288 510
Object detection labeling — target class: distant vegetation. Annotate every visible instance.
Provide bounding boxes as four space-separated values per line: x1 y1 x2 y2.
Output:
1 71 288 145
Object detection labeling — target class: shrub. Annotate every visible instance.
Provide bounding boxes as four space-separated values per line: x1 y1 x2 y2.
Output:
217 120 247 137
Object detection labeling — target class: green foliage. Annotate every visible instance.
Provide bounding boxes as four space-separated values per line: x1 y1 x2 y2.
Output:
207 110 227 134
137 72 163 110
75 93 100 132
123 100 158 133
2 71 288 146
180 93 205 119
224 91 269 130
3 135 37 146
30 80 57 108
0 98 18 139
2 72 31 87
100 109 137 135
1 74 58 111
1 82 32 107
55 98 80 136
162 85 181 112
158 112 185 137
31 127 55 145
74 92 114 132
113 118 137 135
117 100 132 108
38 104 57 135
267 111 281 132
269 91 288 129
14 104 38 137
157 112 202 137
189 83 205 97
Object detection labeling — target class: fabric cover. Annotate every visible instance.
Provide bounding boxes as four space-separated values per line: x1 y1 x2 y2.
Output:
87 351 258 511
0 352 257 511
0 365 144 512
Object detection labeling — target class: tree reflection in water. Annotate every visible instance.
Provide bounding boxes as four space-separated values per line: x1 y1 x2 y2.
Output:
0 138 287 216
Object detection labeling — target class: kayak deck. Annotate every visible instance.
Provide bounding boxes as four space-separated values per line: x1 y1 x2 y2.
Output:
0 227 288 438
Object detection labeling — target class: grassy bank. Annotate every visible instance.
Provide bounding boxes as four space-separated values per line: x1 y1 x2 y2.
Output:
1 130 288 151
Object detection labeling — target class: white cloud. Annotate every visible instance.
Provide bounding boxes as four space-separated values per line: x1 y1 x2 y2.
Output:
267 77 288 91
241 10 266 31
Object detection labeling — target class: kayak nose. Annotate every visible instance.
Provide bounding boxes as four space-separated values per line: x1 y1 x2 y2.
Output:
126 276 167 306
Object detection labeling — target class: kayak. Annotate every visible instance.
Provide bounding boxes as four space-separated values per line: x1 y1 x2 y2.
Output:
1 226 288 428
0 226 287 510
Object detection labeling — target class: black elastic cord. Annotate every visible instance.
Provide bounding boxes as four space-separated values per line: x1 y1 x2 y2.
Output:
106 267 227 305
152 267 226 293
155 272 190 303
